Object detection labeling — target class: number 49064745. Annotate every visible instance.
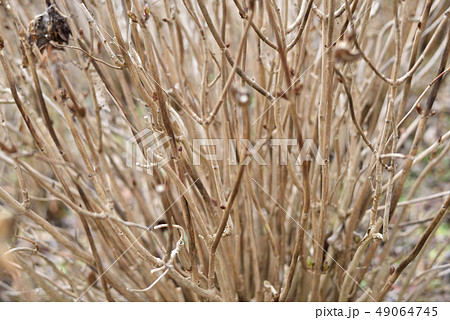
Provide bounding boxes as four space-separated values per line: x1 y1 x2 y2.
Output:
375 307 437 317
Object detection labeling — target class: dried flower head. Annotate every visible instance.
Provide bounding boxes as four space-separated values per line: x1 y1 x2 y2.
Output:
27 4 71 51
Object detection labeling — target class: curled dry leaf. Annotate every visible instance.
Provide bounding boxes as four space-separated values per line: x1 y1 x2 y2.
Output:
334 39 361 63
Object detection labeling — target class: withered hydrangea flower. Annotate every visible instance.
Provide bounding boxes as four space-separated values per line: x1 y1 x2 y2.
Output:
27 3 71 50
